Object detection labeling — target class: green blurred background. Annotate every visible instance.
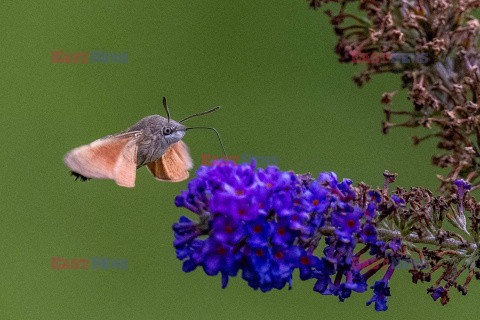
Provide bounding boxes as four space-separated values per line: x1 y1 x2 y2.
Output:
1 0 478 319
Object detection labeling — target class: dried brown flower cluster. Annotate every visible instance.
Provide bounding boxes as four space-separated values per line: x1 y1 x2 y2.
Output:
310 0 480 193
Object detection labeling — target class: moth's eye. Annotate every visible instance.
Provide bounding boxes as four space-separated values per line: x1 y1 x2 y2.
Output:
163 127 173 135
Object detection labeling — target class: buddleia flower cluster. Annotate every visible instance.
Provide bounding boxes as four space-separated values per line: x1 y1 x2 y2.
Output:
309 0 480 192
173 160 480 311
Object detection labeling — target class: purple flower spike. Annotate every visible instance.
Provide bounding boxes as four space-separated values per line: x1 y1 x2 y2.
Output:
172 162 441 311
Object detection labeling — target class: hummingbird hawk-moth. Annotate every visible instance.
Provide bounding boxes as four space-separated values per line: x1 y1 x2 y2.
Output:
64 97 227 188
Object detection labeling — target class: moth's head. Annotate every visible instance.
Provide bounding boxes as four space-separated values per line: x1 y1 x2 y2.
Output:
160 97 186 145
161 119 186 145
160 97 226 157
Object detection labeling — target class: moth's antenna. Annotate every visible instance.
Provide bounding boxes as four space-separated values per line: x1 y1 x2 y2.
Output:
163 97 171 123
179 106 220 123
186 126 228 160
